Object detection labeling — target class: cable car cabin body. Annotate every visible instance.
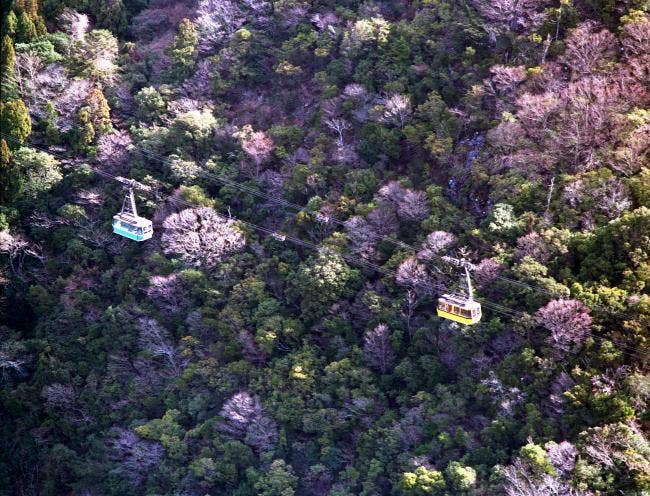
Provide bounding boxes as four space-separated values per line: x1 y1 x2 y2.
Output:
437 294 482 325
112 179 153 241
112 213 153 241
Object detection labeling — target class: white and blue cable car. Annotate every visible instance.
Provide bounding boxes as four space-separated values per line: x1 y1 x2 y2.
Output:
112 178 153 242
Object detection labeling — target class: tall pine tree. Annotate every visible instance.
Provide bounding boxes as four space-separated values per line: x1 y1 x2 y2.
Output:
0 100 32 146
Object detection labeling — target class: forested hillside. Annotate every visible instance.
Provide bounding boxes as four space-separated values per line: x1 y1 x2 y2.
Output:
1 0 649 494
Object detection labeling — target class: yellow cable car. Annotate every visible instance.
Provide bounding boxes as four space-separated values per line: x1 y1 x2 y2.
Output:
436 256 482 325
437 294 482 325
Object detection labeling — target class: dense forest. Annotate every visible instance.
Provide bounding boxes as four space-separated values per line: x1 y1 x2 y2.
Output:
0 0 649 494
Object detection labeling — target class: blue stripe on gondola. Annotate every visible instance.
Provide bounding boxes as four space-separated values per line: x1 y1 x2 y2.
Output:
113 225 145 241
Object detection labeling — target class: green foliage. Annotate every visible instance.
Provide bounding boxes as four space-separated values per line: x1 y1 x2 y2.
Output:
2 11 18 37
72 106 96 154
399 466 446 495
85 86 112 134
69 29 119 80
0 99 32 146
134 86 166 121
358 123 401 164
519 443 556 476
169 109 218 158
11 146 62 198
15 37 61 63
486 203 521 238
16 11 37 43
445 461 477 492
41 102 60 145
290 252 360 318
343 169 379 202
135 409 188 460
0 139 16 203
253 459 298 496
166 18 198 82
1 35 16 97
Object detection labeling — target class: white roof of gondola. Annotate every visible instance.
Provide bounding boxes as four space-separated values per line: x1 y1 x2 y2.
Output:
113 213 152 227
438 294 481 307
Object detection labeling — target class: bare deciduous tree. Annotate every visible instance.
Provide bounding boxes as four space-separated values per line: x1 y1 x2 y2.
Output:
489 65 527 95
474 0 547 43
515 232 551 262
219 391 278 452
137 317 183 375
396 257 432 295
97 130 132 172
367 207 398 235
0 337 29 380
161 207 246 269
363 323 395 373
107 427 163 486
546 371 576 416
562 23 617 78
345 215 379 260
59 8 90 41
42 383 92 423
418 231 456 260
0 231 46 277
535 299 592 354
398 190 430 222
145 273 190 316
382 94 412 128
503 457 584 496
235 126 275 176
325 118 351 148
237 329 267 366
13 52 43 99
546 441 578 475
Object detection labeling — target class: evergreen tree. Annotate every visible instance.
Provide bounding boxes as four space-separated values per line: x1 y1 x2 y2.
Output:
0 139 9 166
0 99 32 146
14 0 39 18
42 102 60 145
72 106 95 153
16 11 37 43
0 35 16 101
85 86 112 134
1 35 15 74
166 18 198 82
34 15 47 36
0 138 16 203
2 11 18 37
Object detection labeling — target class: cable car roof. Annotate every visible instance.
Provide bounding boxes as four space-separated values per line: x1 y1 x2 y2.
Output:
113 213 152 227
438 293 480 307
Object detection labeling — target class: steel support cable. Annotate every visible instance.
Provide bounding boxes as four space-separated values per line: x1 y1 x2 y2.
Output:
121 133 641 321
172 190 650 361
3 134 647 360
16 103 621 310
129 144 558 286
108 178 648 361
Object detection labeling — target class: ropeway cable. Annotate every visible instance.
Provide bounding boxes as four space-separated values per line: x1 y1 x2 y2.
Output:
3 134 647 360
100 127 641 321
